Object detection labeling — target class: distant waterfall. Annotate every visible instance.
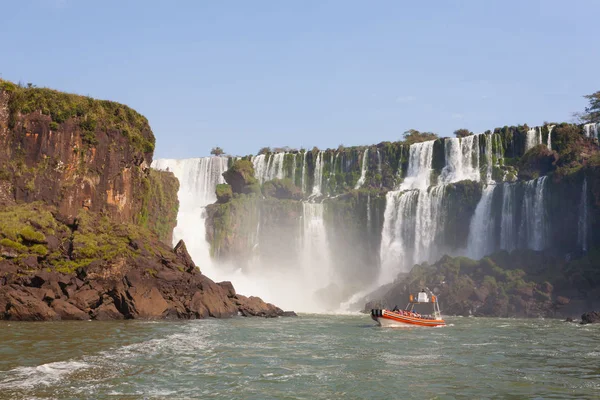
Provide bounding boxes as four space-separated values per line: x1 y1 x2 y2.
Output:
440 135 480 183
414 185 446 263
151 157 229 272
578 177 589 252
301 151 308 194
291 153 297 184
401 141 435 190
252 152 286 183
302 202 333 288
354 149 369 189
500 183 517 252
547 125 555 150
377 149 382 174
519 176 547 251
311 151 325 196
525 127 543 151
484 134 493 183
466 184 496 259
583 123 598 139
379 190 419 284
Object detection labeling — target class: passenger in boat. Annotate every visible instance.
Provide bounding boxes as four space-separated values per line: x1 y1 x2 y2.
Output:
392 305 399 312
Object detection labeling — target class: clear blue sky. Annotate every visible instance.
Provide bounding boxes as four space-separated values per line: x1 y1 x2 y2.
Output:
2 1 599 158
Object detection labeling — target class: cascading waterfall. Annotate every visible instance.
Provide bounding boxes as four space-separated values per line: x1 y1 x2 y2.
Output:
484 133 493 183
465 184 496 259
519 176 547 251
151 157 229 277
525 127 543 151
291 153 297 185
301 202 333 290
377 149 382 174
301 151 307 194
578 177 588 252
401 141 435 190
252 152 286 183
500 183 517 252
379 190 419 284
354 149 369 189
583 123 598 139
311 151 325 197
414 185 446 263
547 125 555 150
440 135 480 183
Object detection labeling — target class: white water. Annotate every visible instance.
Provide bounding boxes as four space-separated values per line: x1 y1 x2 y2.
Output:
500 183 517 252
301 151 308 194
583 123 598 139
466 184 496 259
578 177 588 252
311 151 325 197
519 176 547 251
401 141 435 191
251 152 286 183
525 127 543 151
354 149 369 189
484 133 493 183
440 135 480 183
151 157 229 278
547 125 555 151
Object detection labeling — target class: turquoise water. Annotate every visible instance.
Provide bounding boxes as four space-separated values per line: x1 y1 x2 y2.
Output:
0 315 598 399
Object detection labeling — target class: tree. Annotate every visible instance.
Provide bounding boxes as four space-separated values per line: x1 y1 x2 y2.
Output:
210 147 225 156
583 91 600 123
454 128 472 138
402 129 438 145
258 147 271 155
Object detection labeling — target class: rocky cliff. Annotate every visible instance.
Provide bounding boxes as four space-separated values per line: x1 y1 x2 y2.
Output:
0 80 177 244
0 80 285 320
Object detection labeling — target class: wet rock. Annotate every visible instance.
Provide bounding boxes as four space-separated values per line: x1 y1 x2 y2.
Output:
174 240 195 272
51 299 89 320
1 288 59 321
235 294 283 318
580 311 600 325
282 311 298 317
92 303 125 321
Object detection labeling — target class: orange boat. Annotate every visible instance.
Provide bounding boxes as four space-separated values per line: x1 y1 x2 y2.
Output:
371 289 446 327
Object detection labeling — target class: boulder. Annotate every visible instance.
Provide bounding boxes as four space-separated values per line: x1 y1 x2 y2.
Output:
92 303 125 321
174 240 196 272
51 299 89 320
580 311 600 325
236 294 283 318
2 289 59 321
69 289 101 310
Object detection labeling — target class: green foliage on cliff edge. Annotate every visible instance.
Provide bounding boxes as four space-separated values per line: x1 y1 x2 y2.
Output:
0 79 155 154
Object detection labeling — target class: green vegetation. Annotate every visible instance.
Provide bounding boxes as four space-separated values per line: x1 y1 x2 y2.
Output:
0 79 154 153
223 159 260 194
454 128 473 138
216 183 233 203
575 90 600 123
211 147 225 156
402 129 439 145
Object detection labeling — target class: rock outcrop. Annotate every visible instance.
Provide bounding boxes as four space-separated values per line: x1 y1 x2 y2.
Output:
580 311 600 324
0 207 283 321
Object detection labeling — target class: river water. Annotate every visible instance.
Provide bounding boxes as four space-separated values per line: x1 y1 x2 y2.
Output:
0 315 598 399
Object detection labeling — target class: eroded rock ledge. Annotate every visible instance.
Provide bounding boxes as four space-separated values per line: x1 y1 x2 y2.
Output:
0 239 284 321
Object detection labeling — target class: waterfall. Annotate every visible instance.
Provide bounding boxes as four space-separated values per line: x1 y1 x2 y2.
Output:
414 185 446 263
274 152 286 180
354 149 369 189
291 153 297 185
525 127 543 151
379 190 419 284
519 176 547 251
484 133 493 183
301 151 307 194
377 149 382 174
151 156 229 274
500 183 517 252
440 135 480 183
547 125 555 151
401 141 435 190
311 151 324 197
583 123 598 139
466 184 496 259
302 202 333 287
578 177 588 252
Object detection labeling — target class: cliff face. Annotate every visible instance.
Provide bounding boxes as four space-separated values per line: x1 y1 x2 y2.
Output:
0 81 177 244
